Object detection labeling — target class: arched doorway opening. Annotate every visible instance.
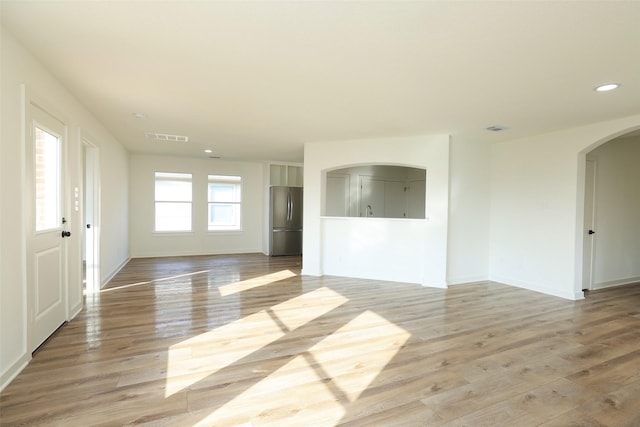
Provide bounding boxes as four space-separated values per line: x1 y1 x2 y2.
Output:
579 128 640 293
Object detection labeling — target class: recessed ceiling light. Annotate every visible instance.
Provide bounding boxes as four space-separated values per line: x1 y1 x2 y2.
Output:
595 83 620 92
132 112 147 119
204 149 212 154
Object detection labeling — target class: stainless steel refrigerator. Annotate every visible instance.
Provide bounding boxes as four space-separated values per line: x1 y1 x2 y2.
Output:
269 186 303 256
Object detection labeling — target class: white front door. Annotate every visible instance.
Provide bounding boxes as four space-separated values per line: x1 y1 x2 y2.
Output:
26 103 68 350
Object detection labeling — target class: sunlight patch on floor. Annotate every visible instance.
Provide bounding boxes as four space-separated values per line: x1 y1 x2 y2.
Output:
194 354 346 427
218 270 297 297
269 285 348 332
165 287 348 397
308 309 411 401
100 270 212 293
194 310 410 426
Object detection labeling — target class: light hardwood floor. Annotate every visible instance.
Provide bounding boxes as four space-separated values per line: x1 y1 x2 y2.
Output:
2 254 640 426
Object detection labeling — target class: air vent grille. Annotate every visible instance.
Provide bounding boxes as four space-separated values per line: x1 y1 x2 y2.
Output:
145 132 189 142
486 125 508 132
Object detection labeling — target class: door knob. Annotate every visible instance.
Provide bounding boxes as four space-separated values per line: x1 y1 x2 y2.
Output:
588 230 595 235
61 231 71 238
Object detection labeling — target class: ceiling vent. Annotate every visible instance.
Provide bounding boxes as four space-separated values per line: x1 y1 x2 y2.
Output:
145 132 189 142
485 125 508 132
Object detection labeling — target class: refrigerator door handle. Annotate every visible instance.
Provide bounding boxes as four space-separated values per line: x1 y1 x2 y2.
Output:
287 191 292 223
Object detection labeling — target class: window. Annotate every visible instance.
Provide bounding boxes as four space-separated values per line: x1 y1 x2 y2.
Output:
155 172 192 232
208 175 241 231
34 126 61 231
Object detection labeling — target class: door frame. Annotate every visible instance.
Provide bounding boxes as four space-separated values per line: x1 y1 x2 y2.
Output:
582 159 597 291
82 137 101 294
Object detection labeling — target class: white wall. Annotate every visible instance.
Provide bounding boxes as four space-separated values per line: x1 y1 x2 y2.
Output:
587 135 640 288
322 217 430 284
129 155 264 257
1 26 130 389
489 116 640 300
303 135 451 287
0 28 28 390
447 137 491 284
98 133 130 285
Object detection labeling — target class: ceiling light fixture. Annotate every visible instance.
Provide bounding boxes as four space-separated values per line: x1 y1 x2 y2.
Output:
204 149 212 154
132 112 147 119
595 83 620 92
486 125 509 132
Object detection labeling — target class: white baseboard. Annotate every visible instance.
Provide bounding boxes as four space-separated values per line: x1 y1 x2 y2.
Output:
489 275 583 301
69 302 83 320
300 268 321 277
1 354 30 392
101 256 131 288
130 248 263 259
447 275 489 286
422 280 447 289
592 276 640 290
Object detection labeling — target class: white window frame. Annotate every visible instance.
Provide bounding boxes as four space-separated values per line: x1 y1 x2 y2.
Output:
208 175 242 231
33 124 62 232
154 172 193 232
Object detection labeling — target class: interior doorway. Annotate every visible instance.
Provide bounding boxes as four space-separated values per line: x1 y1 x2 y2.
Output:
82 139 100 294
580 128 640 294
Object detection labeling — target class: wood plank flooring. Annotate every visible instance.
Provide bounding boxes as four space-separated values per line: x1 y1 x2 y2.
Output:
2 254 640 426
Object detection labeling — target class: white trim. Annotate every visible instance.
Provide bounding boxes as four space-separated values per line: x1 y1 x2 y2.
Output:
491 275 584 301
592 276 640 290
81 136 102 295
301 269 321 277
19 84 29 376
0 354 30 393
101 256 131 289
422 281 448 289
447 276 490 285
131 249 263 259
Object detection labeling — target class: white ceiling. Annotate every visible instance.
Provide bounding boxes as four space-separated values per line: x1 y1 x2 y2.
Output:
2 1 639 162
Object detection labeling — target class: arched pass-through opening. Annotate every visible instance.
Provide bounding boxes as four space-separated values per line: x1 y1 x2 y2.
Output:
319 162 436 287
303 134 450 288
323 164 426 219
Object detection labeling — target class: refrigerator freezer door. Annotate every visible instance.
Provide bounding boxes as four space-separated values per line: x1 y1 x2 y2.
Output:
270 230 302 256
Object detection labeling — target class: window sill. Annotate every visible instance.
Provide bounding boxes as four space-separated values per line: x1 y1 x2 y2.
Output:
152 231 195 236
